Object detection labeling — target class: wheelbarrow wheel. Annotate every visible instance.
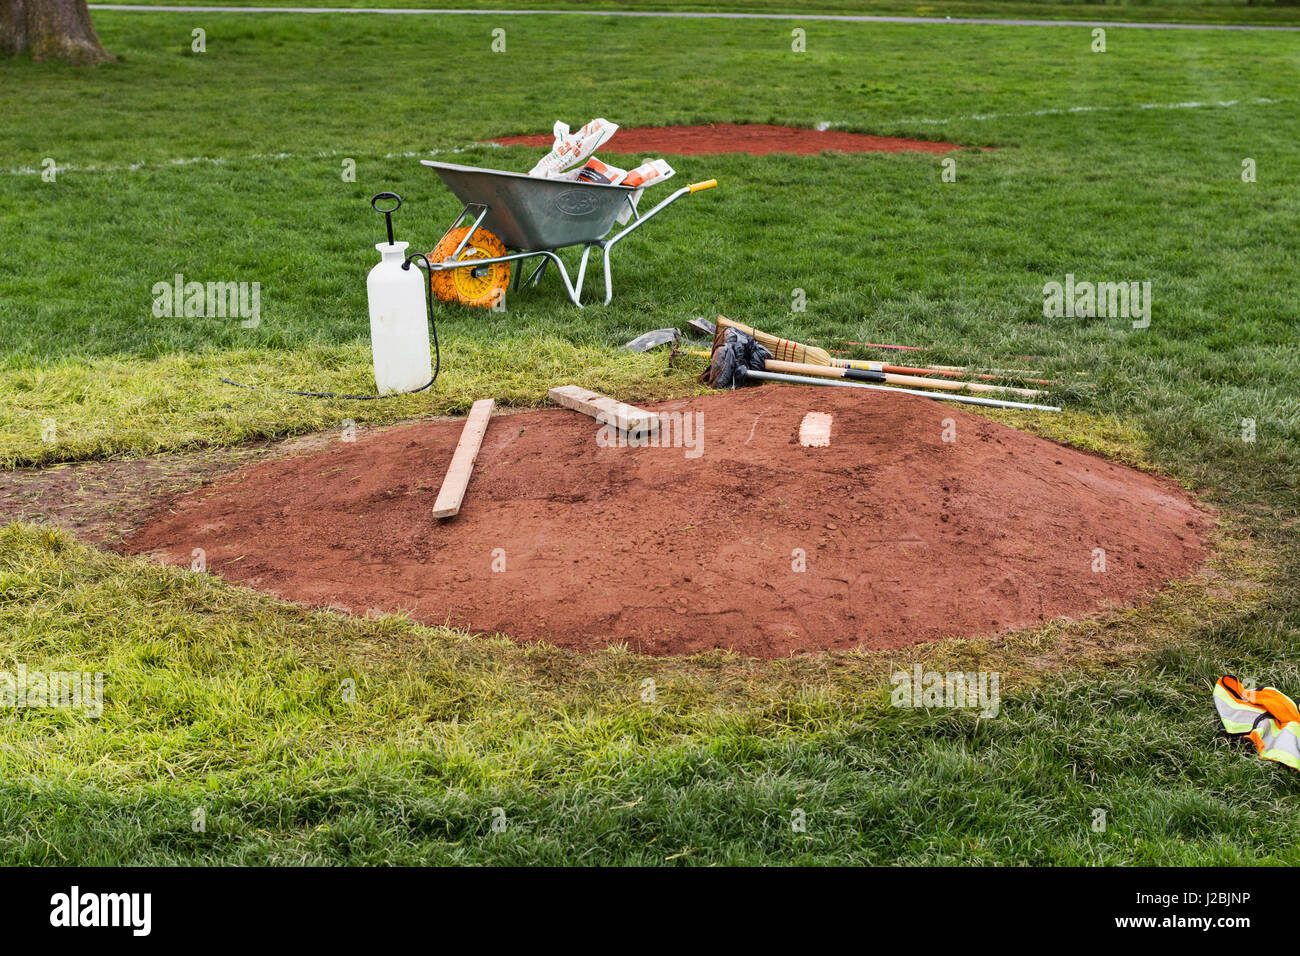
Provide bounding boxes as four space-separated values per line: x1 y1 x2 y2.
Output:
429 226 511 309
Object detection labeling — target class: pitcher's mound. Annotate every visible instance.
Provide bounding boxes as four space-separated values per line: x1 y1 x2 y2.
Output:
128 387 1209 658
493 123 962 155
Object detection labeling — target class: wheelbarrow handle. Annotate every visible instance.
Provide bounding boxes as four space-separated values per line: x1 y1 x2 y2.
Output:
688 179 718 193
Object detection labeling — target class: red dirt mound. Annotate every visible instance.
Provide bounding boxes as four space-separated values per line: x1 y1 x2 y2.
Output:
493 123 961 156
127 387 1209 659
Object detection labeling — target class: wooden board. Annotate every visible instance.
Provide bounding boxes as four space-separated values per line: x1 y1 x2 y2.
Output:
432 398 495 519
548 385 658 439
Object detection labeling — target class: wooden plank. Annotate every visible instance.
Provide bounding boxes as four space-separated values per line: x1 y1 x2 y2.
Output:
432 398 495 519
548 385 658 438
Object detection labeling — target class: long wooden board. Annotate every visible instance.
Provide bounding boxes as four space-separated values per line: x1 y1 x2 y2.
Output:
432 398 495 519
547 385 658 439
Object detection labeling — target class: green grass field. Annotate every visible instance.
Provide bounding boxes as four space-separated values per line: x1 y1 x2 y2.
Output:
1 4 1298 864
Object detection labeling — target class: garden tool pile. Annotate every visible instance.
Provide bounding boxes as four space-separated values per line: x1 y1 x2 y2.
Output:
698 318 1062 413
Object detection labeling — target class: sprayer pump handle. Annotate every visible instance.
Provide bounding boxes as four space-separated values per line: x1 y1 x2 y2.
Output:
371 192 402 245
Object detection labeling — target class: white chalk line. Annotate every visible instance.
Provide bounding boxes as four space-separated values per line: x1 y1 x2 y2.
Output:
893 96 1280 127
2 144 496 177
86 5 1300 33
3 97 1282 177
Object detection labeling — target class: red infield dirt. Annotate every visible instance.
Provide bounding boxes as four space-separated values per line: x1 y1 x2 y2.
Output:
128 387 1209 658
493 123 962 156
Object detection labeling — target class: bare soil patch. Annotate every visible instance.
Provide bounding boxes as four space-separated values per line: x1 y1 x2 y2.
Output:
493 123 963 155
124 386 1209 658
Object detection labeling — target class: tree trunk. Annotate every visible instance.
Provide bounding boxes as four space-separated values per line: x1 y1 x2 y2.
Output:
0 0 115 65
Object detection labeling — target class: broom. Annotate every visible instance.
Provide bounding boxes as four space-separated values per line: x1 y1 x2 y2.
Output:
713 317 1050 384
700 326 1060 412
712 318 1045 398
715 316 839 366
688 345 1053 385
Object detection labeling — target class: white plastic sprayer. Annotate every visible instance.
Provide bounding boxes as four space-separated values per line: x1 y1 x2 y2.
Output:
368 192 433 395
219 193 438 400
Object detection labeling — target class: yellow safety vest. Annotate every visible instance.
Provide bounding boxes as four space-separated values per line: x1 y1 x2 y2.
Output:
1214 675 1300 773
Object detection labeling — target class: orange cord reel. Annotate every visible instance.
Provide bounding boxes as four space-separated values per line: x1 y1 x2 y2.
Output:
428 226 511 309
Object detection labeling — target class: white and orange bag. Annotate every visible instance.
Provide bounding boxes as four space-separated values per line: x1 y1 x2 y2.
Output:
621 158 674 189
528 119 619 178
528 120 678 225
614 159 675 223
570 156 627 185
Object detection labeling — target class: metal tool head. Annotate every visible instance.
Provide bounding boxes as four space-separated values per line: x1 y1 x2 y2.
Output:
623 328 682 352
687 317 716 338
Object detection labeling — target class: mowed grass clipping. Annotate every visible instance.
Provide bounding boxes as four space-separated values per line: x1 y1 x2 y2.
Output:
1 10 1299 863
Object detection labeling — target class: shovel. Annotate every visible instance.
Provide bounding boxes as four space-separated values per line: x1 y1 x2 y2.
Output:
623 328 681 352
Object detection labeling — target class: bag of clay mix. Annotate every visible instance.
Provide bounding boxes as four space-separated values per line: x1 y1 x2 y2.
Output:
570 156 628 185
528 118 618 178
614 159 676 223
621 158 674 189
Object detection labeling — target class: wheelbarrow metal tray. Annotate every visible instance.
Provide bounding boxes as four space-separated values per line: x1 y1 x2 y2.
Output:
422 161 633 251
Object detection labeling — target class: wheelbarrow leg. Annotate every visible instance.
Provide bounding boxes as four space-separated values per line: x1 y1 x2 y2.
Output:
532 250 584 308
526 258 548 288
574 245 597 303
568 243 610 306
601 244 615 306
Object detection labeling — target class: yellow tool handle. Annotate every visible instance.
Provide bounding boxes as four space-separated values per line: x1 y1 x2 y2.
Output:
688 179 718 193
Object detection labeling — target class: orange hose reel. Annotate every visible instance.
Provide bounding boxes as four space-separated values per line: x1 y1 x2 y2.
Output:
428 226 511 309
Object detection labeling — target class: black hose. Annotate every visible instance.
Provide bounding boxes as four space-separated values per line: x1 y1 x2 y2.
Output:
218 252 440 401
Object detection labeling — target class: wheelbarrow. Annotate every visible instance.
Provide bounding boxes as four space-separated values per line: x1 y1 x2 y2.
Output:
420 160 717 308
